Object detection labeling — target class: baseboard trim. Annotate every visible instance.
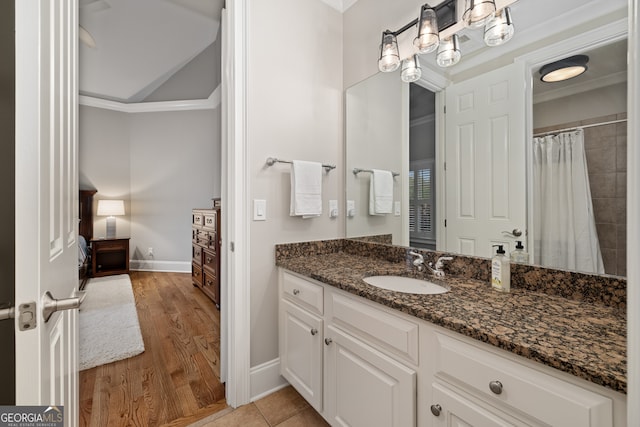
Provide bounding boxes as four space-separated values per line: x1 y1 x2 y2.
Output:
249 358 289 402
129 260 191 273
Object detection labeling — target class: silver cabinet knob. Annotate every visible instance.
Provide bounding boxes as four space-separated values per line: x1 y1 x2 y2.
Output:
489 380 503 394
293 289 300 295
430 404 442 416
324 338 332 346
310 328 318 336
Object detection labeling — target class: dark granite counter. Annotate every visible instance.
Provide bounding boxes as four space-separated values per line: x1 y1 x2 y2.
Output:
275 240 627 394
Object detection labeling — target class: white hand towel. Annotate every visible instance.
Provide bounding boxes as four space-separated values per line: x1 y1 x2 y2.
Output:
290 160 322 218
369 169 393 215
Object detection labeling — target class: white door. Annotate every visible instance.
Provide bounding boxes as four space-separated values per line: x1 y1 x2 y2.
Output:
324 325 416 427
15 1 80 425
444 62 526 257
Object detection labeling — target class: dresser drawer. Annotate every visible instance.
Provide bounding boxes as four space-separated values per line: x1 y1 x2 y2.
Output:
203 248 217 272
192 227 203 243
192 263 203 286
282 271 323 315
434 332 612 427
202 231 217 250
329 292 419 365
193 212 203 226
203 212 217 231
192 244 203 265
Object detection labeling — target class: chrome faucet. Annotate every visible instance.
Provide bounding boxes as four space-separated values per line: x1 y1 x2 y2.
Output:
409 252 453 277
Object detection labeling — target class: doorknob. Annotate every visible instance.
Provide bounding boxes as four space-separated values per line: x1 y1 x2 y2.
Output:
0 305 15 321
502 228 523 237
42 291 86 322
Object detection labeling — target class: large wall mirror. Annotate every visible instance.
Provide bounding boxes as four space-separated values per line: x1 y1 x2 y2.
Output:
345 0 628 279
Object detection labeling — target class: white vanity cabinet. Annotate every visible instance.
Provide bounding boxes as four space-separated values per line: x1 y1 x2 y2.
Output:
279 269 626 427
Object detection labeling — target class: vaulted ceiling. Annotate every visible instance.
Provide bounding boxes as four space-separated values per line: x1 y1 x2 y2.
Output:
79 0 224 103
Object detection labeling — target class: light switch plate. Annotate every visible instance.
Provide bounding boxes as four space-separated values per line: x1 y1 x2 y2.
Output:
329 200 338 218
347 200 355 217
394 201 401 216
253 199 266 221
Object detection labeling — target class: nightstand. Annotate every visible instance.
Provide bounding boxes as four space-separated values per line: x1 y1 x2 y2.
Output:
91 238 130 277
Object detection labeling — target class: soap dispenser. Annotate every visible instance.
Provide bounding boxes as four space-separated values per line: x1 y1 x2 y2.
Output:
510 241 529 263
491 245 511 292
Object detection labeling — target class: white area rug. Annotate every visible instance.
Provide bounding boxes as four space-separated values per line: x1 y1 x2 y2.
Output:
79 274 145 370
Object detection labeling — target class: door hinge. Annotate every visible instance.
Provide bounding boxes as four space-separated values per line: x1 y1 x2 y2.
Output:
444 162 446 171
444 105 446 114
444 219 447 227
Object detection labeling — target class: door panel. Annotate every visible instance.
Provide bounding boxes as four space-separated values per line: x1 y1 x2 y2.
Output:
445 62 526 257
15 0 79 425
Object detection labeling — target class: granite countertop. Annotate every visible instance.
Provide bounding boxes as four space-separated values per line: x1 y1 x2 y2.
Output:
276 252 627 394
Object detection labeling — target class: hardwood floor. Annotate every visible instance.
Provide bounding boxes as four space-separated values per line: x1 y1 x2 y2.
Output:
79 272 226 427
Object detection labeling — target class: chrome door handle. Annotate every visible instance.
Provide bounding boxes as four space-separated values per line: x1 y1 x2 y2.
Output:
42 291 86 322
0 305 15 321
502 228 523 237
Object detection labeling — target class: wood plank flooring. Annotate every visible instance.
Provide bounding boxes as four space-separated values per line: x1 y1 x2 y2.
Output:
79 272 226 427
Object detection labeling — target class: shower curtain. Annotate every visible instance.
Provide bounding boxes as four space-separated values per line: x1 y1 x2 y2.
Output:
532 129 604 274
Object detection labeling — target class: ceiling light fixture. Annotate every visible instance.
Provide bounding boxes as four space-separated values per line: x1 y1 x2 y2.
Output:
377 0 515 81
483 7 514 46
539 55 589 82
463 0 496 28
401 55 423 82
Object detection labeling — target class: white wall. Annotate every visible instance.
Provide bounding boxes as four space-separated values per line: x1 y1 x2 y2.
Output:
247 0 343 367
79 105 220 269
533 83 627 129
345 70 406 244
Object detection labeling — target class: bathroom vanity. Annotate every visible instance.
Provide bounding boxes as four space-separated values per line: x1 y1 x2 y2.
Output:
276 239 627 427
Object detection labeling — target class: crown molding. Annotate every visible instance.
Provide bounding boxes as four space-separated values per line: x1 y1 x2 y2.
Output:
79 84 221 113
320 0 358 13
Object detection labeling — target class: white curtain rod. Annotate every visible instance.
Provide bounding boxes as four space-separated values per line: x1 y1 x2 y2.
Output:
533 118 627 137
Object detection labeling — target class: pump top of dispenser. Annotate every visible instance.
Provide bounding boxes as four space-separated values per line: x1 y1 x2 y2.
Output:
515 241 524 250
493 244 506 255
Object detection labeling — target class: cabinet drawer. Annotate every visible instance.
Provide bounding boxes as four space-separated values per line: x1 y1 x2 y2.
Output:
193 213 203 226
282 271 323 315
192 263 203 286
203 231 217 250
329 292 419 365
192 244 203 265
203 212 217 230
202 248 217 272
192 227 203 243
434 332 612 427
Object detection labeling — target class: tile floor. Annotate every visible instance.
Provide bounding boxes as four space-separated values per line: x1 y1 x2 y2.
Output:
192 386 329 427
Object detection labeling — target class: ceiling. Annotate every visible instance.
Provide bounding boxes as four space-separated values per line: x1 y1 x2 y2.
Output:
79 0 224 103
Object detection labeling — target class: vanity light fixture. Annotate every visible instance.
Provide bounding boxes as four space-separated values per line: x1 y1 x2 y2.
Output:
483 7 514 46
437 34 461 67
401 55 422 82
378 30 401 72
539 55 589 82
378 0 515 79
463 0 496 28
413 4 439 54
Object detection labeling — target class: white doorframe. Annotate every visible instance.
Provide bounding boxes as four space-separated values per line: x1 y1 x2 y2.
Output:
222 0 251 408
627 1 639 425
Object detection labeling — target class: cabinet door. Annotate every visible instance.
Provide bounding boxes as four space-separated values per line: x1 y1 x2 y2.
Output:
431 383 520 427
324 325 416 427
280 299 323 411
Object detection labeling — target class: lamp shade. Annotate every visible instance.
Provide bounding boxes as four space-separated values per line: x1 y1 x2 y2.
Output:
378 31 401 72
97 199 125 216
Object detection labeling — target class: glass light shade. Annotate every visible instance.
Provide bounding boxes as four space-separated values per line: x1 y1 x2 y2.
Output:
413 4 439 54
401 55 422 83
463 0 496 28
436 35 461 68
539 55 589 82
97 199 125 216
378 31 400 72
484 7 514 46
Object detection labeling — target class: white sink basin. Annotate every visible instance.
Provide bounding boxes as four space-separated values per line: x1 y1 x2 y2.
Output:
363 276 449 295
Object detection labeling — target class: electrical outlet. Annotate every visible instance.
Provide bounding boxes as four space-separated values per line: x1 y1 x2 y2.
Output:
148 247 154 257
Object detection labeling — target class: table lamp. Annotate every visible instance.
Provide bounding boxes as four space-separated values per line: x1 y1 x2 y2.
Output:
97 199 125 239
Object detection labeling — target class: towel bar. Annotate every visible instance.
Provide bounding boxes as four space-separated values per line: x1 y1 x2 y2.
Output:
353 168 400 177
266 157 336 172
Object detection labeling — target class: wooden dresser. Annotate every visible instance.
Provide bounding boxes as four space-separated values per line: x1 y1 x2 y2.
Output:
192 207 221 308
